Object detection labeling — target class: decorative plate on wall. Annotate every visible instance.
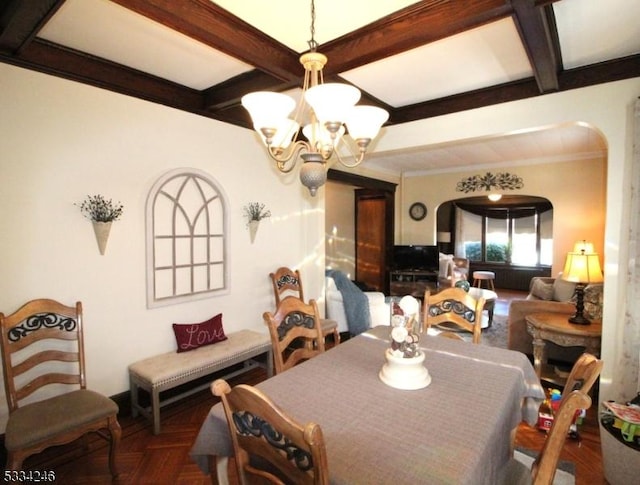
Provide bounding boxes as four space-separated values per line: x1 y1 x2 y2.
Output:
409 202 427 221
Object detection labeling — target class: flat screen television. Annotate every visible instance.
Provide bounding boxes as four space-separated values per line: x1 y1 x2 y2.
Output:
393 245 439 272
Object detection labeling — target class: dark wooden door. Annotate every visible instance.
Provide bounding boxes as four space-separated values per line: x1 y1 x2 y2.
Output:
355 189 394 292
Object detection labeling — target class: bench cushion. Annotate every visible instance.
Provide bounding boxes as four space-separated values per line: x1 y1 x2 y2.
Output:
129 329 270 389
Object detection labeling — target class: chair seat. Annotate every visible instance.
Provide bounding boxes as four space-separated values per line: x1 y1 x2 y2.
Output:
5 389 118 451
320 318 340 345
320 318 338 334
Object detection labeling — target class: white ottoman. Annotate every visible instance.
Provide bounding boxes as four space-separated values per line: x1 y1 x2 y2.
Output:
472 270 496 291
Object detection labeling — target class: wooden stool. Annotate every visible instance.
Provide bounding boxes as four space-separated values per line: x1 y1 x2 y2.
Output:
473 271 495 291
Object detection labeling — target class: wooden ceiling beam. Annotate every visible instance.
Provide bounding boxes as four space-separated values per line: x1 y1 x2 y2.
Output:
202 0 513 114
510 0 561 92
316 0 512 75
5 38 206 115
0 0 64 53
390 54 640 124
110 0 301 83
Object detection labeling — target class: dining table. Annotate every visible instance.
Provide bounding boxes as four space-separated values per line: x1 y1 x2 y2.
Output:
190 325 545 484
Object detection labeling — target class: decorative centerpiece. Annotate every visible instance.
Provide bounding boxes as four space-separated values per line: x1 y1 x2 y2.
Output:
379 307 431 390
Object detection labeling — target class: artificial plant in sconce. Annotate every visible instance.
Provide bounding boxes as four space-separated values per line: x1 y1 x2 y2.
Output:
243 202 271 244
77 195 124 255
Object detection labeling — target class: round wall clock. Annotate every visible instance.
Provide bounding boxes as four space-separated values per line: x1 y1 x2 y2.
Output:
409 202 427 221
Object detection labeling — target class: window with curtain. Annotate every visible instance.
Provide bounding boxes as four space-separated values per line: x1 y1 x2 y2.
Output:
455 197 552 267
146 168 228 308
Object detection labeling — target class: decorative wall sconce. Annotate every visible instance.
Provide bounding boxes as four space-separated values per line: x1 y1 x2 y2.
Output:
77 194 124 255
243 202 271 244
456 172 524 198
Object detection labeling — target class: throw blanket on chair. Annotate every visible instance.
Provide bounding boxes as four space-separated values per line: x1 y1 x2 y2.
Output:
326 269 371 335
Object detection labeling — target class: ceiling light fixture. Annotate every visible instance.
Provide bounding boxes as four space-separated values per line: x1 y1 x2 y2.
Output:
241 0 389 196
487 193 502 201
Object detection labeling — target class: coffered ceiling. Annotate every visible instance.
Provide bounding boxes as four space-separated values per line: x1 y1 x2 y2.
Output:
1 0 637 175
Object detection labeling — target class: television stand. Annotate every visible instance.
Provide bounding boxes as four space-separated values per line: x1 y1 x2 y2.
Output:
389 270 439 298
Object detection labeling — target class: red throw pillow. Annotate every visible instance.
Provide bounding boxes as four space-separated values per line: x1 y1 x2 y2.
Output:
172 313 227 353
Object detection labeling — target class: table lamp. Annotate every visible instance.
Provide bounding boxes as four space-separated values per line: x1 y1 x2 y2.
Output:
561 246 603 324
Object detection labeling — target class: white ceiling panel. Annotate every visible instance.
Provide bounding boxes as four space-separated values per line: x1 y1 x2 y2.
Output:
554 0 640 69
363 123 607 176
212 0 421 53
39 0 253 89
341 19 533 107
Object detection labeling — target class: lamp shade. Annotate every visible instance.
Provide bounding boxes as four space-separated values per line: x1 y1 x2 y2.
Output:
572 240 595 254
304 83 360 123
241 91 295 130
562 252 604 284
344 105 390 140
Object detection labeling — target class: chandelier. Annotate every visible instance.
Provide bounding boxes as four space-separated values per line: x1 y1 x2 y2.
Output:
241 0 389 196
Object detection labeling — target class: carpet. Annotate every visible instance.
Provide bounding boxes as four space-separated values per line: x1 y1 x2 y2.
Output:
450 313 509 348
481 313 508 348
514 447 576 485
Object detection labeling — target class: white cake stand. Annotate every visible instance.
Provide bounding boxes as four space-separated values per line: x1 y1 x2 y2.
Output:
379 349 431 390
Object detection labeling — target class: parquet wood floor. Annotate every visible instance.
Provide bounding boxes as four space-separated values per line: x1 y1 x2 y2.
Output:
19 289 606 484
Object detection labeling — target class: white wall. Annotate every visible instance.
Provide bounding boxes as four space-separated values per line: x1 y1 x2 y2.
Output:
0 64 325 431
325 182 356 278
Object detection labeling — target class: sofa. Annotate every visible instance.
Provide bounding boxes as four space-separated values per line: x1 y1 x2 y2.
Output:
326 274 390 334
507 276 603 364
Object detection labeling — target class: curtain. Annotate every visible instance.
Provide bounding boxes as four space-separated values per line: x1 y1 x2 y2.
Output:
454 206 465 257
620 98 640 400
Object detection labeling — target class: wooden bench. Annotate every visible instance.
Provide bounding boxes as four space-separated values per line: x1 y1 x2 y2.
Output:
128 329 273 434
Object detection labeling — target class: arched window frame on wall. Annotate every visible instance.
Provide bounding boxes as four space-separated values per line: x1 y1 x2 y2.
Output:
146 168 229 308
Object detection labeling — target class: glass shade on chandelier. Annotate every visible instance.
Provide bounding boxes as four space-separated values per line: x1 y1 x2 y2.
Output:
240 2 389 197
561 244 603 325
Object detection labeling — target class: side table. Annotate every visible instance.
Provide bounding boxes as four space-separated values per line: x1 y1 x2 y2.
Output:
525 312 602 386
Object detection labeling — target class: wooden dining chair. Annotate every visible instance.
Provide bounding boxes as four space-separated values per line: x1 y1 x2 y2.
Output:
499 390 592 485
211 379 329 485
0 299 121 475
263 296 326 374
562 352 603 400
422 287 486 344
269 266 340 345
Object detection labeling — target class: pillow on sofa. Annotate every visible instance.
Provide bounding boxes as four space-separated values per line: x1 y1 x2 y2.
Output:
552 278 576 301
172 313 227 353
531 278 554 300
575 284 604 321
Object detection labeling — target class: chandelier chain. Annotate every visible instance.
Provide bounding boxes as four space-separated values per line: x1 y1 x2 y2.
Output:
307 0 318 52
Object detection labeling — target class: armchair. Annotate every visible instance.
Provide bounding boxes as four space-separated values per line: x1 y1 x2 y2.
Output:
438 254 469 288
326 272 390 335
